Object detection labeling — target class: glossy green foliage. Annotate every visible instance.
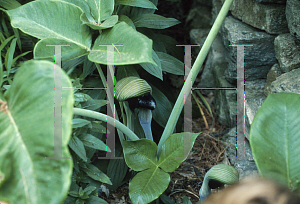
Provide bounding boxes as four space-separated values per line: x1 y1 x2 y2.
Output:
123 132 199 204
0 60 74 204
250 92 300 192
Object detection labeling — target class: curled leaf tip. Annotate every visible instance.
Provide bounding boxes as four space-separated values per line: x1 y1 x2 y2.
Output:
199 164 239 202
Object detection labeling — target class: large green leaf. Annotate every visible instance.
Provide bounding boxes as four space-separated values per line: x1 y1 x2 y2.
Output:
85 0 114 23
82 15 118 30
5 0 92 59
69 135 87 162
140 49 162 80
82 164 112 185
55 0 96 23
115 0 157 9
151 84 173 128
0 0 21 10
155 34 184 61
123 132 199 204
250 92 300 191
158 132 199 172
5 38 17 76
118 15 136 30
123 139 169 204
0 60 74 204
156 52 184 75
81 55 96 79
124 139 158 171
89 22 155 66
81 99 107 111
72 118 92 128
62 55 86 74
78 133 111 152
34 38 89 62
129 0 158 19
137 28 167 53
132 14 180 29
129 167 170 204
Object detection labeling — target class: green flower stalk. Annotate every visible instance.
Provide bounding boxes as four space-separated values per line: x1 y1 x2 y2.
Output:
157 0 234 157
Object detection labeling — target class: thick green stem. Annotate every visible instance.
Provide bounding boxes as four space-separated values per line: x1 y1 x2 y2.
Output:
73 107 139 141
157 0 234 156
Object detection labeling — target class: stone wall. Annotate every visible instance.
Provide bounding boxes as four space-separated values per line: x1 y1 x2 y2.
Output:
189 0 300 179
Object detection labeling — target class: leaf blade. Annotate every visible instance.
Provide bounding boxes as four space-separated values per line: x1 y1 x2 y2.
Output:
0 60 74 204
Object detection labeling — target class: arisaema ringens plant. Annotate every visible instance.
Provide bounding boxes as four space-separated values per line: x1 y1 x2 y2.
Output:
73 0 235 203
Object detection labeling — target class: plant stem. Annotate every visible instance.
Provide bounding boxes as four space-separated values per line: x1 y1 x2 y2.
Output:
138 108 153 141
124 102 135 138
120 101 126 126
73 107 139 141
95 63 125 145
157 0 234 156
95 63 107 88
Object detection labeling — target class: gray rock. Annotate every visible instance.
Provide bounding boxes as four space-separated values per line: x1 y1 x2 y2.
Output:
212 62 236 127
270 67 300 94
255 0 286 3
245 79 267 99
220 16 277 84
223 128 259 180
264 63 283 96
274 33 300 73
222 0 289 34
197 34 226 95
245 97 266 140
286 0 300 39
